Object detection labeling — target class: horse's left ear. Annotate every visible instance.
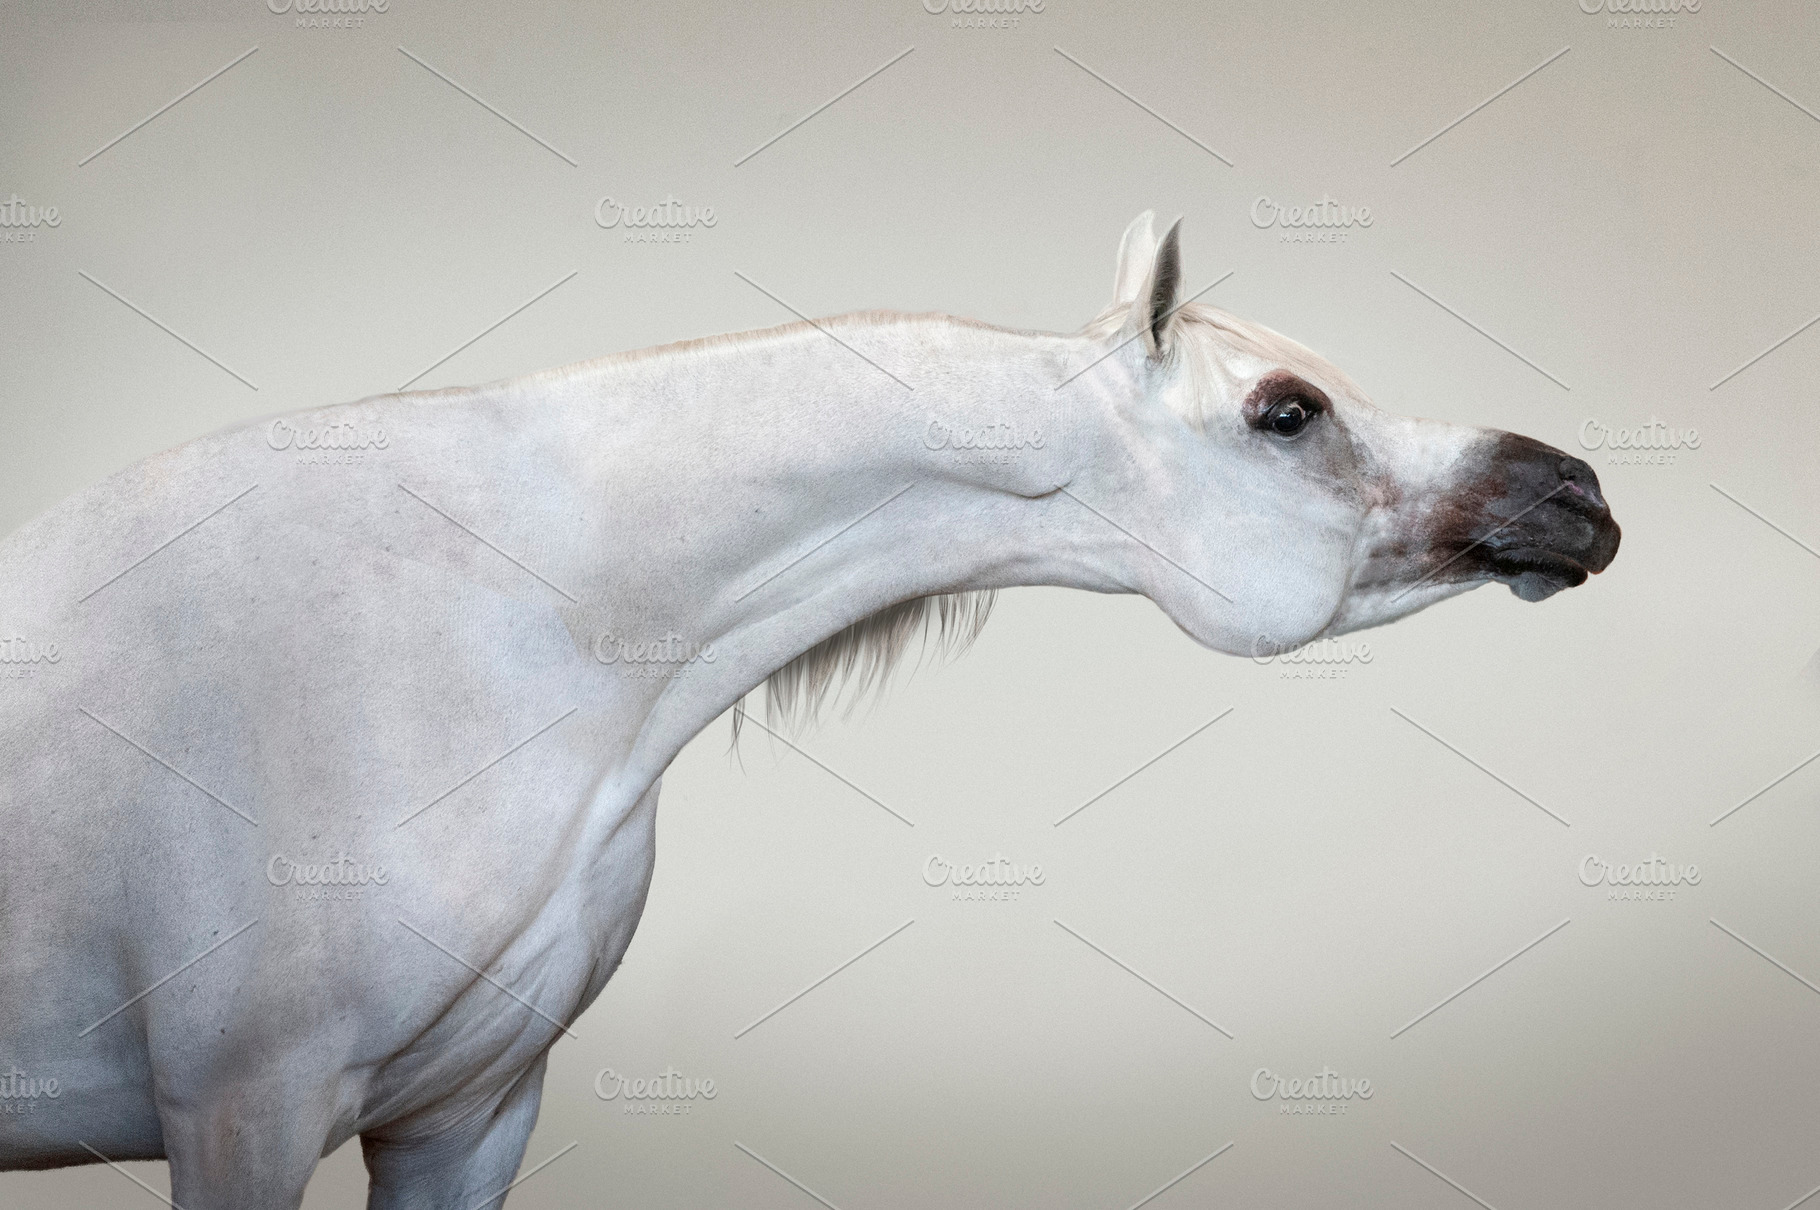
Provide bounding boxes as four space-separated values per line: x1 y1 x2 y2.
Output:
1125 216 1183 359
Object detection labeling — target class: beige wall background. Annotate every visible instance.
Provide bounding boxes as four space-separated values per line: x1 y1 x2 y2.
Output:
4 0 1819 1207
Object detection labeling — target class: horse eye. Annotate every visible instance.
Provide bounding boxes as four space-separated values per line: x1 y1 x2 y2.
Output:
1266 397 1313 437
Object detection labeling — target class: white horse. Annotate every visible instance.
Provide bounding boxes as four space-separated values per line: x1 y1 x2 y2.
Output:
0 213 1618 1207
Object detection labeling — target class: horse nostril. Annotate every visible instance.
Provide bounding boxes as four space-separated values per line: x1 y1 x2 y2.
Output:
1556 456 1604 508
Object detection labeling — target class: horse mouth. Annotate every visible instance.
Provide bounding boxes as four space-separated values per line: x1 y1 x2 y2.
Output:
1443 433 1623 602
1488 545 1603 602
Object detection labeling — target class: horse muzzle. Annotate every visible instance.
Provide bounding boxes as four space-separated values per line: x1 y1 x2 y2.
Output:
1443 433 1622 602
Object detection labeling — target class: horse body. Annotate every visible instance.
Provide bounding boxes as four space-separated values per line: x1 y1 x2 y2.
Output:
0 215 1617 1206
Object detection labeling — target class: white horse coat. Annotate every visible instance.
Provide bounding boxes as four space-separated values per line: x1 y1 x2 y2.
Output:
0 215 1617 1207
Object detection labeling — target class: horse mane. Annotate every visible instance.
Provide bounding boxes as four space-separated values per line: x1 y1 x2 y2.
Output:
733 589 996 740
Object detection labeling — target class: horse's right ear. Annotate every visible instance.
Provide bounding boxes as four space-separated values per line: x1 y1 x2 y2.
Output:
1110 210 1158 308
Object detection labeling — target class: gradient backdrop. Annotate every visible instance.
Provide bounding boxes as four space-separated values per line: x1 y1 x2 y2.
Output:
3 0 1819 1207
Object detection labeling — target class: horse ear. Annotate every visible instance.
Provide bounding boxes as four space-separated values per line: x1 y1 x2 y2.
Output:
1111 210 1158 307
1127 216 1183 359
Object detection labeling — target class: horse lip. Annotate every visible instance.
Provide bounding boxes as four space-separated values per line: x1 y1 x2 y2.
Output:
1488 548 1590 602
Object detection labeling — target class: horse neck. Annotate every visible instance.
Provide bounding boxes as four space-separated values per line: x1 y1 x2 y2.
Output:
565 315 1147 768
